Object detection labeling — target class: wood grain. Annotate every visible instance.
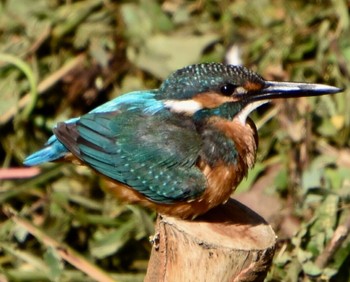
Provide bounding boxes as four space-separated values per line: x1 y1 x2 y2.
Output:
145 198 276 282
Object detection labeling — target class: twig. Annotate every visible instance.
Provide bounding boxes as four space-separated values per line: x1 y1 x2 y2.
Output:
0 167 41 179
315 215 350 268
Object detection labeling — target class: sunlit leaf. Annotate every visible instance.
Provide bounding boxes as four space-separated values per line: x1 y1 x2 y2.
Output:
128 33 219 79
44 247 64 281
89 221 136 259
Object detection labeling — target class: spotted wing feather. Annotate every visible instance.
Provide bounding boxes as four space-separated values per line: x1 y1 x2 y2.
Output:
54 111 206 203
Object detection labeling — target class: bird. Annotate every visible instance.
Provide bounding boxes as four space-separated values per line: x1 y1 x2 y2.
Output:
24 63 343 219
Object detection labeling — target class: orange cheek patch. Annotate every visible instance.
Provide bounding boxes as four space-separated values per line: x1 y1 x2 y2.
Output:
243 81 263 91
193 92 238 108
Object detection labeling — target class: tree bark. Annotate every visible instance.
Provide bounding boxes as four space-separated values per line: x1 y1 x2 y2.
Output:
145 198 276 282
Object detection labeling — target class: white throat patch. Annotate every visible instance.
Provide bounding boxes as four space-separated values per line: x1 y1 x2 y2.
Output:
237 100 269 124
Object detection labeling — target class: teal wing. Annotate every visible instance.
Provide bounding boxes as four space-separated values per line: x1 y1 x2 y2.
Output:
54 111 206 203
23 90 163 166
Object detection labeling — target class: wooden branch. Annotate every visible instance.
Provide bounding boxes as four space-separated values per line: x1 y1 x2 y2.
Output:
145 198 276 282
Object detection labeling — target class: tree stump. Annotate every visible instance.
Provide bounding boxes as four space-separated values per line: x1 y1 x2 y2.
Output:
145 198 276 282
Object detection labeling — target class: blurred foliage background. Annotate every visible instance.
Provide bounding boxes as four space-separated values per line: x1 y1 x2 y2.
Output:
0 0 350 281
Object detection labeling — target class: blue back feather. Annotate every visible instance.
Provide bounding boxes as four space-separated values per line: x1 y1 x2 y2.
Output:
23 90 163 166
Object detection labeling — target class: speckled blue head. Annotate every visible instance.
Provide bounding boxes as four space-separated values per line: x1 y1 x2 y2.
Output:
158 63 265 100
156 62 343 125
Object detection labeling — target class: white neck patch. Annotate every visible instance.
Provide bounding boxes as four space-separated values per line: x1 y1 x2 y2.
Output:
164 100 203 115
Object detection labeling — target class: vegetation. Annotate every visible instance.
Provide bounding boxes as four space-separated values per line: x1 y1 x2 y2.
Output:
1 0 349 281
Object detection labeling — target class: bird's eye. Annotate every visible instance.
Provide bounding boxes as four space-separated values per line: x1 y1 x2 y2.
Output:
220 84 237 96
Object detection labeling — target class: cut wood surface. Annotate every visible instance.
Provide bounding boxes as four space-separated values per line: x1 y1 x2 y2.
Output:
145 198 276 282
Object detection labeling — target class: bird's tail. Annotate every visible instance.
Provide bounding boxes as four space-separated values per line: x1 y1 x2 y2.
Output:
23 138 67 166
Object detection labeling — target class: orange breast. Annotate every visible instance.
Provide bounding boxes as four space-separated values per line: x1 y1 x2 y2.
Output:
103 161 238 219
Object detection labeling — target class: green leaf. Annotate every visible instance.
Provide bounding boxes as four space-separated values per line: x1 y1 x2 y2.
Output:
44 247 64 281
127 33 219 79
89 221 136 259
121 1 173 44
0 71 20 117
302 261 322 277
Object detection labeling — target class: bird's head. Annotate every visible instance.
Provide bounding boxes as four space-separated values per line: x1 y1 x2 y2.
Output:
159 63 342 122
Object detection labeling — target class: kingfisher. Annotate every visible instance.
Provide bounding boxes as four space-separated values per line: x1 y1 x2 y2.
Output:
24 63 342 219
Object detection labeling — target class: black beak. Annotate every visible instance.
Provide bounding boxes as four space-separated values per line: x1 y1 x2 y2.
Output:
250 81 343 101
